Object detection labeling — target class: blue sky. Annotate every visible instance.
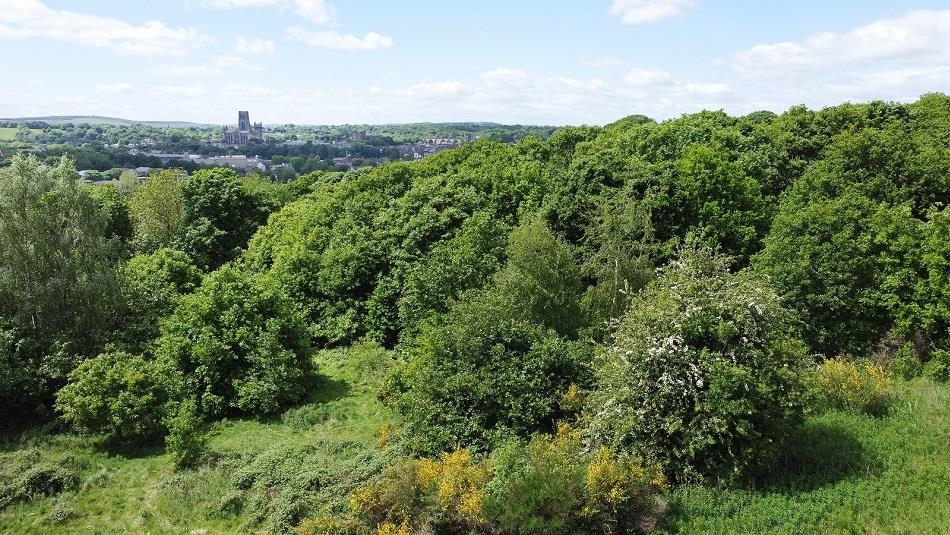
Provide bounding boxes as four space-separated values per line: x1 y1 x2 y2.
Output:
2 0 950 125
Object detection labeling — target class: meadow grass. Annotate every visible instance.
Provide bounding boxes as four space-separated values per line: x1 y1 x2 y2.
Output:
1 361 946 534
0 128 41 141
657 378 950 534
0 347 394 534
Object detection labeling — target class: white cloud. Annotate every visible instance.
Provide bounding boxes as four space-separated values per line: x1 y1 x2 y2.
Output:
286 27 392 50
234 36 275 55
151 54 260 76
676 82 730 96
623 68 673 86
729 9 950 75
95 83 133 93
202 0 335 25
610 0 694 25
0 0 203 57
158 86 205 97
221 84 277 97
399 81 466 100
584 56 626 68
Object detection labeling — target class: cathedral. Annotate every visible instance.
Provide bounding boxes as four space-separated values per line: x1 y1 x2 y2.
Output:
222 111 263 145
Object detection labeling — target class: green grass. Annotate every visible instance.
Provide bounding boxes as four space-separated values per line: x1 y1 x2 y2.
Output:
2 359 947 534
0 128 41 141
657 379 950 534
0 347 395 534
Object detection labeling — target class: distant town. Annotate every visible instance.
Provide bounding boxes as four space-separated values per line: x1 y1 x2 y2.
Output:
0 112 556 183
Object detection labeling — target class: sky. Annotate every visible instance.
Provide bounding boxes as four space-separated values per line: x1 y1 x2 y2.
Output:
2 0 950 125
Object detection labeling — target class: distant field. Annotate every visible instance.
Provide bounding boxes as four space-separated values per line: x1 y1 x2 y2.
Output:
0 127 42 141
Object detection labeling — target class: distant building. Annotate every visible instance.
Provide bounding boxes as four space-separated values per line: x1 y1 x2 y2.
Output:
222 111 263 145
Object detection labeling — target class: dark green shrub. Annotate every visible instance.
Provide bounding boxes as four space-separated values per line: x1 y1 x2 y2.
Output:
0 449 84 510
157 265 313 418
117 248 201 352
56 351 179 443
165 400 209 469
891 342 923 380
387 285 592 453
923 349 950 382
586 240 810 482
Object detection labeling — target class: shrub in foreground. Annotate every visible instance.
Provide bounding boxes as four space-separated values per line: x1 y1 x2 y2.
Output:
386 287 591 453
56 351 178 443
811 358 895 415
585 240 810 483
156 265 313 418
309 427 667 535
0 449 85 510
485 426 667 535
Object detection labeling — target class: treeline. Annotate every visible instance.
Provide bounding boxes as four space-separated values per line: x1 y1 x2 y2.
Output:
1 94 948 533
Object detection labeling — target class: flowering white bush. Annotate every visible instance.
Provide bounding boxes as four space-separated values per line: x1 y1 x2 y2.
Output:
585 239 810 483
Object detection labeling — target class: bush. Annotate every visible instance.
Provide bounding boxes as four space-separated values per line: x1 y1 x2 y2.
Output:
0 449 84 510
811 358 895 415
485 426 667 535
157 265 313 418
351 449 492 534
337 427 667 535
585 240 810 483
56 351 179 443
220 440 397 534
891 342 923 380
923 349 950 382
117 248 201 352
386 285 592 453
164 400 209 470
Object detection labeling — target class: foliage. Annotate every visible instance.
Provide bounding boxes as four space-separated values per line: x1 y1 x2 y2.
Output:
56 351 179 443
164 399 209 469
580 194 657 340
386 282 592 453
811 358 895 416
87 183 133 248
0 155 118 424
923 349 950 382
755 121 950 356
350 449 492 534
219 440 398 534
128 169 184 253
493 216 584 338
178 168 281 270
157 265 313 418
398 212 508 340
116 248 202 352
485 426 667 535
586 240 810 483
891 342 923 380
0 449 84 510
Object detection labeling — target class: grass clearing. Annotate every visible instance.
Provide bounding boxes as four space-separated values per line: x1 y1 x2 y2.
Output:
1 359 946 534
657 379 950 534
0 128 41 141
0 346 395 534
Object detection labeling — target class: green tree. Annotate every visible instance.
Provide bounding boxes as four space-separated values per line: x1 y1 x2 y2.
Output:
586 239 809 483
116 248 202 352
178 168 281 270
156 266 313 418
129 169 183 253
0 155 118 424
